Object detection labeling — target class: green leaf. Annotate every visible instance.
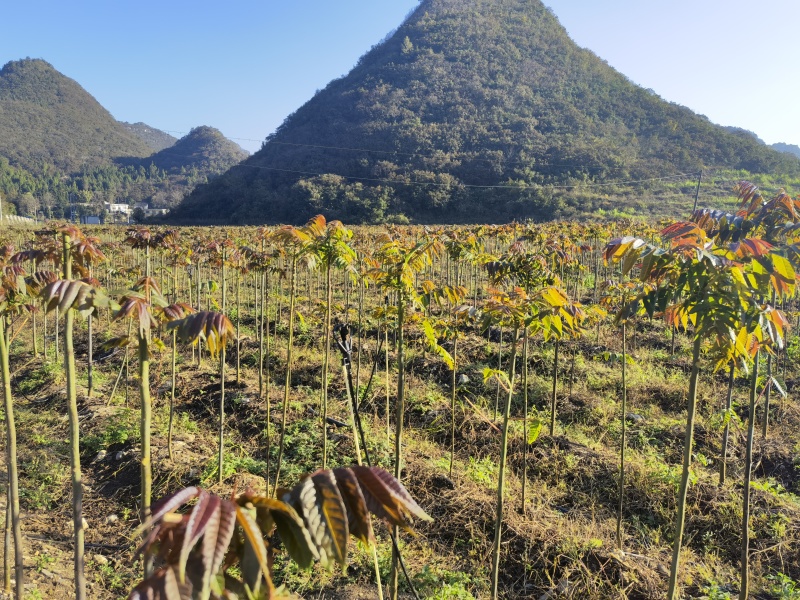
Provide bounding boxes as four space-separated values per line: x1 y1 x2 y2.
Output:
422 319 454 370
769 376 787 398
528 419 543 445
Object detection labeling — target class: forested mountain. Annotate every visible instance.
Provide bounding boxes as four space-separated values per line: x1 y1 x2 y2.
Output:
143 126 248 174
170 0 799 225
0 59 152 173
121 122 177 152
772 142 800 159
0 59 247 219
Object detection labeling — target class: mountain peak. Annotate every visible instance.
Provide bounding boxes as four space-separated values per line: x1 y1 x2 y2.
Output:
0 58 153 172
171 0 797 225
142 126 248 175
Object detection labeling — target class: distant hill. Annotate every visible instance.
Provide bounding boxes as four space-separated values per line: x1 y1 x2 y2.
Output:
722 126 765 144
143 126 248 175
772 142 800 159
169 0 799 225
121 122 177 152
0 59 250 218
0 58 153 173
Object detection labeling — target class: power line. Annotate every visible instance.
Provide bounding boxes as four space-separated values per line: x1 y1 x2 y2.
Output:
221 160 697 191
157 129 632 172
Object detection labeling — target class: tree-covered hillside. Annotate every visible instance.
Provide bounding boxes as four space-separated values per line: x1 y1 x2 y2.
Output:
120 122 178 152
170 0 799 225
142 126 248 175
0 60 249 218
0 59 153 173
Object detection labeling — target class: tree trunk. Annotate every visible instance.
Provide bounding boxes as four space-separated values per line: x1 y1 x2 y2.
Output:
616 322 627 549
0 318 23 600
450 336 458 479
666 335 703 600
718 362 735 485
389 292 406 600
218 346 226 485
274 257 297 494
521 334 529 514
322 263 332 469
549 340 560 436
490 327 519 600
138 334 152 578
168 330 177 461
740 350 760 599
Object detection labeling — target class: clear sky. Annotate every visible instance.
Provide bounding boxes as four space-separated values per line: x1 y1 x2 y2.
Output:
2 1 799 154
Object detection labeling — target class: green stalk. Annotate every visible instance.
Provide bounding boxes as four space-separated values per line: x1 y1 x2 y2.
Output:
385 301 390 444
0 318 23 600
235 269 241 385
322 262 332 470
520 334 528 513
258 271 264 397
389 291 406 600
667 335 703 600
549 339 560 436
139 333 152 575
62 233 86 600
490 326 519 600
4 478 11 594
719 362 735 485
274 256 297 494
168 330 177 461
87 314 94 398
449 336 458 479
218 345 226 485
616 322 627 549
740 350 760 599
65 298 85 598
493 326 502 420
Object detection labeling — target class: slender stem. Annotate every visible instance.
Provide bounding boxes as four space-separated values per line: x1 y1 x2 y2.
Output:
0 318 23 600
322 263 332 470
490 327 519 600
449 337 458 479
139 334 152 577
741 350 760 599
549 340 560 436
219 347 226 485
719 362 735 485
87 315 93 398
667 335 703 600
521 334 528 514
390 292 406 600
274 256 297 494
168 331 177 461
616 322 627 549
65 306 85 599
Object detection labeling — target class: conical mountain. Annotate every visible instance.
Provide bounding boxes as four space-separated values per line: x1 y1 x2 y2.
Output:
170 0 798 225
143 126 248 175
0 58 153 173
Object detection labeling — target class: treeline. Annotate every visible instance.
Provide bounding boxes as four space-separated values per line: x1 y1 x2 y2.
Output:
0 157 208 219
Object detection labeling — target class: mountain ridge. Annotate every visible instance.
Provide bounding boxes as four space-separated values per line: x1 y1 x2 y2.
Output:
121 122 178 153
0 59 248 218
0 58 153 173
168 0 798 225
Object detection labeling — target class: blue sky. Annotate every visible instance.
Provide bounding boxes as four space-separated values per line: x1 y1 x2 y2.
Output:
2 1 799 154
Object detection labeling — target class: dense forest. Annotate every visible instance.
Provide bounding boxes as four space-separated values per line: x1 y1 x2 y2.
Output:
169 0 800 225
0 59 247 219
0 59 152 174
